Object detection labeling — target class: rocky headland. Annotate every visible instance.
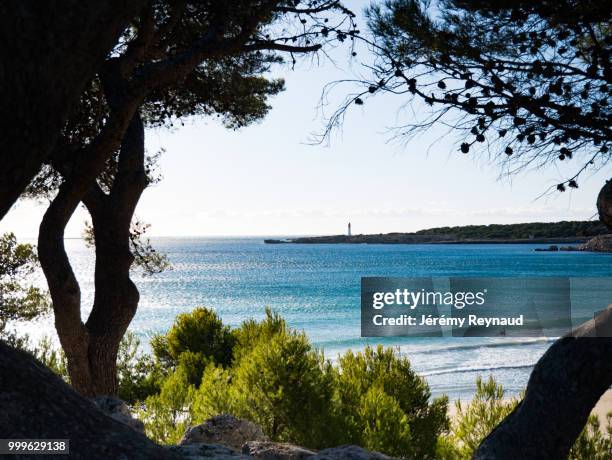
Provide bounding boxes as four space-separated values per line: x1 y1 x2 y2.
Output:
265 234 594 245
264 221 611 249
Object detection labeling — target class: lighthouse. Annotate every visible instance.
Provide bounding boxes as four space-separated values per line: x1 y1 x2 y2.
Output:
348 222 352 237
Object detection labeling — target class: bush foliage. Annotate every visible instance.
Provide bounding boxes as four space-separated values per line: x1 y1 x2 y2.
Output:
15 306 612 458
437 376 520 459
141 307 612 459
151 307 235 386
147 307 448 456
333 346 448 458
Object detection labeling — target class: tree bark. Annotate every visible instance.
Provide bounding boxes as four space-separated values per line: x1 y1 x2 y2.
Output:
38 98 140 396
82 112 148 396
474 306 612 459
0 341 179 459
39 108 147 396
0 1 146 219
597 179 612 230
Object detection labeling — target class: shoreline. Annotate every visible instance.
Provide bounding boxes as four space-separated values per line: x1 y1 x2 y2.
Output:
265 236 593 245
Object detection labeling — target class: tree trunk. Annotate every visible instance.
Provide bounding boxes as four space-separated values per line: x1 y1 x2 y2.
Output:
42 214 142 397
82 206 142 396
84 111 147 396
597 179 612 230
39 111 147 397
0 1 146 219
474 306 612 459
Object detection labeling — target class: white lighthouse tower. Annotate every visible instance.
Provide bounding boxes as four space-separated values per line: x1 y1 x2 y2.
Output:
348 222 352 237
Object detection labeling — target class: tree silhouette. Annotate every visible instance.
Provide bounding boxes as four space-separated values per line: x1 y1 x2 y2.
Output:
0 1 148 219
324 1 612 457
326 0 610 196
28 0 357 396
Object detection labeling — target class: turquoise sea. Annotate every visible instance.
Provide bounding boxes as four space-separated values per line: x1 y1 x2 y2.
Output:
46 238 612 400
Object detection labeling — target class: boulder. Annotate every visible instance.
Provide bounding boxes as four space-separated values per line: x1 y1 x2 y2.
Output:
242 441 316 459
168 443 250 459
180 414 268 449
313 445 394 460
241 442 396 460
0 342 179 459
92 395 145 433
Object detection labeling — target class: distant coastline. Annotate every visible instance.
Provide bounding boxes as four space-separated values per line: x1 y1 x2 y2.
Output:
265 220 609 245
264 235 593 245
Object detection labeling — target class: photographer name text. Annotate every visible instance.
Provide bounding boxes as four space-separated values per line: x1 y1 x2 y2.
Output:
372 314 524 328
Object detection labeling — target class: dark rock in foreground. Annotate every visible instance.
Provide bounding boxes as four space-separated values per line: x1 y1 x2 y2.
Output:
243 440 316 459
0 342 396 459
313 445 394 459
0 342 179 459
169 443 251 459
242 441 394 460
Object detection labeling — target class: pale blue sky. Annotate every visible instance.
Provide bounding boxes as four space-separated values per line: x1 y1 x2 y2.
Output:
2 1 608 238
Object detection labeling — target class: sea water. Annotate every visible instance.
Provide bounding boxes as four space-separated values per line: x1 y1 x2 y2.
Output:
39 237 612 400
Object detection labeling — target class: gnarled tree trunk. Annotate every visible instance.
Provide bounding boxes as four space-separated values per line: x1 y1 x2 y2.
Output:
82 111 147 395
475 181 612 458
597 179 612 230
39 110 147 396
475 306 612 459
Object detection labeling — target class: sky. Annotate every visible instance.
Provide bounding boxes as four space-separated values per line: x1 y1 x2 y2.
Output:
2 2 609 238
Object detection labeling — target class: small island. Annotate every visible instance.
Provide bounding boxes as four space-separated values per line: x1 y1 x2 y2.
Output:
265 220 610 245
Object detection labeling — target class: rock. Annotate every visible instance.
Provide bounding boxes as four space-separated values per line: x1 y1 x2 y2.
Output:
0 342 178 459
581 234 612 252
180 414 268 449
242 441 316 459
313 445 394 460
559 245 579 251
535 245 559 252
241 442 395 460
92 395 145 433
168 443 250 459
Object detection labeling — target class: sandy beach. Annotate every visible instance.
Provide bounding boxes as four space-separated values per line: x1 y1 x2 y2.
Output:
592 390 612 424
449 389 612 424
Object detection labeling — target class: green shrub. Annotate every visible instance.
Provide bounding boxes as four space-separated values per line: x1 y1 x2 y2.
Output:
28 336 69 381
193 329 335 448
174 350 212 388
232 307 287 359
441 376 519 459
0 232 50 334
333 345 448 459
442 376 612 460
569 412 612 460
139 364 194 444
179 311 449 456
151 307 235 385
191 362 234 420
116 331 163 404
358 385 413 457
